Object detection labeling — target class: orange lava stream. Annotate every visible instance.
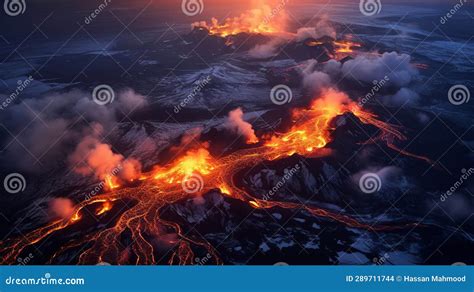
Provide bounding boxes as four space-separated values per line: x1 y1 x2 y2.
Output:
0 89 430 265
265 89 349 159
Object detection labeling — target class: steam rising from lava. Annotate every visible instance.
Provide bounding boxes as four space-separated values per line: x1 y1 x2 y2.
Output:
69 123 142 189
49 198 75 220
224 108 259 144
295 18 337 41
0 89 148 173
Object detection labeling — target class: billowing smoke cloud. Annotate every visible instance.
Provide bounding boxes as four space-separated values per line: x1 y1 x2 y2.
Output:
341 52 419 87
115 89 148 111
224 108 259 144
300 59 332 95
248 37 288 59
315 88 353 108
303 71 332 95
303 71 331 93
322 59 342 76
248 16 337 59
0 88 148 173
49 198 75 220
120 159 142 181
295 18 336 42
170 127 206 154
68 123 142 182
380 87 419 106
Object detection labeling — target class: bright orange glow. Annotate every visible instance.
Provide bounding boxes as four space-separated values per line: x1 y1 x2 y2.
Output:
96 201 112 216
265 88 351 158
219 184 231 195
70 212 81 222
192 1 288 37
153 148 215 184
246 135 259 145
105 175 120 190
334 41 361 54
249 200 260 208
306 40 323 47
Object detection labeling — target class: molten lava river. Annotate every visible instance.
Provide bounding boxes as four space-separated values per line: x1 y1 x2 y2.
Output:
0 87 431 265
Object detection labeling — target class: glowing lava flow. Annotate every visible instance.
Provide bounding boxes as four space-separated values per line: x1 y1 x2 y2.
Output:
105 175 120 190
153 148 215 185
191 1 364 62
334 40 361 54
0 88 429 265
192 1 288 37
265 89 349 158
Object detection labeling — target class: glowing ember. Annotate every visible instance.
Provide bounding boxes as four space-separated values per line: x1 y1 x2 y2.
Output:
306 40 323 47
249 200 261 208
